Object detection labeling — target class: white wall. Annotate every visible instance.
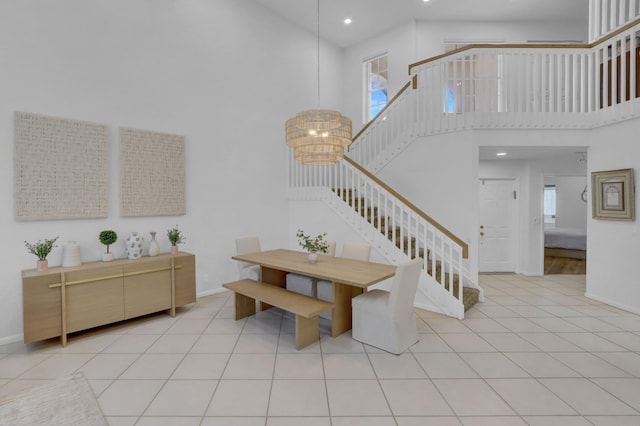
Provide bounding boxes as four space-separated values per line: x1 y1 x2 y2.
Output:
342 22 417 134
366 128 590 279
586 117 640 314
0 0 346 343
544 176 588 229
375 132 478 278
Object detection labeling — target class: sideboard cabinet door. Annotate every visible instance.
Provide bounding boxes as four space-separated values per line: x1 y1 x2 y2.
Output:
123 258 172 319
65 266 124 334
22 273 62 343
174 253 196 307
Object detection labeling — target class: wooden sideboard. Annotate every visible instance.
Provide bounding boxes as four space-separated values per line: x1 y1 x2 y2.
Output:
22 252 196 346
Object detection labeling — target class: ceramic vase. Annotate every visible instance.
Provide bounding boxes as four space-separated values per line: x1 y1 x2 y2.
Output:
171 245 179 255
36 259 48 272
308 252 318 264
102 252 114 262
148 232 160 257
126 232 144 260
62 241 82 267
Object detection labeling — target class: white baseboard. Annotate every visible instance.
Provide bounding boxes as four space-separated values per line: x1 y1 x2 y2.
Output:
0 334 24 346
584 292 640 316
197 288 230 298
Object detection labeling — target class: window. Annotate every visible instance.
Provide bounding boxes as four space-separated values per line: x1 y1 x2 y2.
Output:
442 43 477 114
364 53 388 122
544 184 556 224
443 42 501 114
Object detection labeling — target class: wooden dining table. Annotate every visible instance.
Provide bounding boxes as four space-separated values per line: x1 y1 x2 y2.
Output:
232 249 397 337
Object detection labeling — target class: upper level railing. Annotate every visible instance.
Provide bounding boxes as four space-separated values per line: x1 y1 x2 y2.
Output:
590 0 640 41
348 19 640 172
408 20 639 118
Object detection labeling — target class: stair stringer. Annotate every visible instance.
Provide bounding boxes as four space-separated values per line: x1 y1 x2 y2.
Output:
320 187 466 319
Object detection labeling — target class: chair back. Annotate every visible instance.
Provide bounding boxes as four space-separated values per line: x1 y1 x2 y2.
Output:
235 236 261 274
388 258 423 320
340 242 371 261
326 241 337 257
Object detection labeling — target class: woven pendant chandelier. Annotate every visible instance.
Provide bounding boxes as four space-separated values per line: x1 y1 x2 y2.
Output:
285 0 352 165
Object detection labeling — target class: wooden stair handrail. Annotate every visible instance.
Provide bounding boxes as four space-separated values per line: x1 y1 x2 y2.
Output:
351 76 417 143
343 156 469 259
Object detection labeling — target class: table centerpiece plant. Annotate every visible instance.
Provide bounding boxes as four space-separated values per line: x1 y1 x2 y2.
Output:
296 229 328 263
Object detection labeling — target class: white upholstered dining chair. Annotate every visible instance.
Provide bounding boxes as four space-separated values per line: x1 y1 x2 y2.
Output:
351 257 423 354
285 241 336 296
316 241 371 320
235 236 262 281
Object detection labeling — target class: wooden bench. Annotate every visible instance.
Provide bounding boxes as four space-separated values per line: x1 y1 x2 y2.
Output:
222 279 333 350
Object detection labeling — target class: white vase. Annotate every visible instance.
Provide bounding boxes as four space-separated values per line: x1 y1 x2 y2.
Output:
62 241 82 267
308 252 318 264
148 232 160 257
102 252 114 262
126 232 144 260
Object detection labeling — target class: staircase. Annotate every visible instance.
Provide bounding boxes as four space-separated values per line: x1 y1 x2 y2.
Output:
335 188 479 311
289 155 480 319
287 16 640 319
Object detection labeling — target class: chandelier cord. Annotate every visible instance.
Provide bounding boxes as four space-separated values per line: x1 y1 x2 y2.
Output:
284 0 351 166
316 0 320 110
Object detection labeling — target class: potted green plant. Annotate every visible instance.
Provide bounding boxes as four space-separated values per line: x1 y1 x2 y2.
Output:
167 225 185 254
25 236 59 271
99 230 118 262
296 229 328 263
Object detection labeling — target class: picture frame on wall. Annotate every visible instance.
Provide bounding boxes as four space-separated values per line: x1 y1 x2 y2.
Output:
591 168 635 221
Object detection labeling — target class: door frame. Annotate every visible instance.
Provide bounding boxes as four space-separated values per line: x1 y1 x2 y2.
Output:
539 173 589 275
478 176 521 273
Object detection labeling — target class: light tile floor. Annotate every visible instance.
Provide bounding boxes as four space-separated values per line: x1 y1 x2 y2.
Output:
2 273 640 425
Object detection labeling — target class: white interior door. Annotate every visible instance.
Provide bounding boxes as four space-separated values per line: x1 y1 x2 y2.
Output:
478 178 518 272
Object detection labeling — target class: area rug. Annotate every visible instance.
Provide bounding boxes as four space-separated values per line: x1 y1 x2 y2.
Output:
0 372 107 425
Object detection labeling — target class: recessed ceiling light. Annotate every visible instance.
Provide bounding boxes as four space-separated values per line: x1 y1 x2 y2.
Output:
496 152 507 156
344 18 352 24
423 0 431 2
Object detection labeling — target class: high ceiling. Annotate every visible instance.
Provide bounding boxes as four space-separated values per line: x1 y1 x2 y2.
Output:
252 0 589 48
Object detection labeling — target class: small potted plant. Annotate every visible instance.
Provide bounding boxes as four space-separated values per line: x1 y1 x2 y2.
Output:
296 229 328 263
25 236 59 271
167 225 185 255
99 230 118 262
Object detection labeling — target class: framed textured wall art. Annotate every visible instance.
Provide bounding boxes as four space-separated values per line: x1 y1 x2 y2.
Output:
14 111 108 220
591 168 635 221
120 127 186 217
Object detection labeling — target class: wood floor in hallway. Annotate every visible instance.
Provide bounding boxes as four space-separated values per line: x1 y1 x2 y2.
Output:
544 255 587 275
